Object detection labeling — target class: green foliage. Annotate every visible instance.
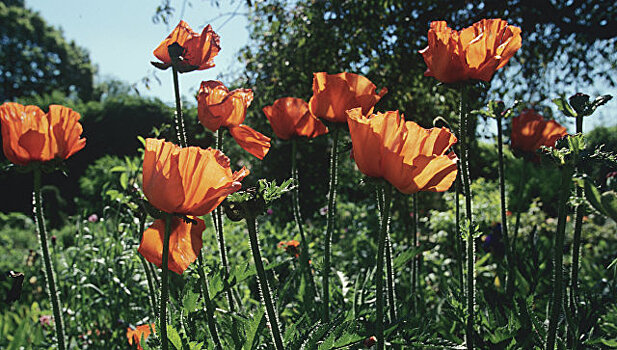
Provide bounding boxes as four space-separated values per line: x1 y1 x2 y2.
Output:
0 2 94 101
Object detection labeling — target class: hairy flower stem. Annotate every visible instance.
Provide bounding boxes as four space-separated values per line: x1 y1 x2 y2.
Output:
171 67 188 147
246 217 285 350
197 252 223 349
33 168 66 350
496 115 513 299
455 170 465 301
291 139 318 304
211 129 241 345
376 188 397 322
376 182 393 350
322 126 340 322
459 86 475 349
569 115 585 348
159 214 173 350
546 167 574 350
138 215 158 316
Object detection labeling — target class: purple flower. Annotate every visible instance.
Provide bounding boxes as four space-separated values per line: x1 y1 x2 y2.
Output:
39 315 52 327
88 214 98 223
266 208 274 215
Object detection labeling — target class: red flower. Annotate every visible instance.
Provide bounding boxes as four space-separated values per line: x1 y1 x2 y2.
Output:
309 72 387 123
138 216 204 274
511 109 567 154
142 138 248 216
127 323 155 350
346 108 458 194
198 80 271 159
0 103 86 166
419 19 522 83
278 240 301 258
263 97 328 140
152 20 221 72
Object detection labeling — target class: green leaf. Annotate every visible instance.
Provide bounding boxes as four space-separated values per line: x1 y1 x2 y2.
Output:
601 191 617 222
242 307 265 350
584 179 608 216
552 95 577 117
167 325 183 350
182 289 199 313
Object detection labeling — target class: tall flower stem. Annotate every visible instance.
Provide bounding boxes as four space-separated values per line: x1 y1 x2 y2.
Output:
171 67 188 147
291 139 317 303
570 115 585 310
246 217 285 350
376 182 393 350
546 167 574 349
376 186 397 322
212 129 237 313
211 129 241 346
196 252 223 349
459 86 475 349
138 215 158 317
159 214 173 350
322 126 340 322
496 114 513 298
455 169 465 300
33 168 66 350
412 193 420 311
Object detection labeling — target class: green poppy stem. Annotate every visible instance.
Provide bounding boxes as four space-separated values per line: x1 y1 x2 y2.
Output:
455 170 465 302
211 129 241 346
546 166 574 350
246 217 285 350
322 126 340 322
33 168 66 350
138 215 158 317
376 181 393 350
496 114 514 298
159 214 173 350
376 186 397 322
171 67 188 147
569 114 585 348
291 138 318 304
197 252 223 349
459 86 475 349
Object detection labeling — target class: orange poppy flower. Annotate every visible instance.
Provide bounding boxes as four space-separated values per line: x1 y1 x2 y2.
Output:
152 20 221 72
419 18 522 83
197 80 271 159
0 102 86 166
346 108 458 194
142 138 249 216
278 240 301 258
263 97 328 140
138 216 205 274
127 323 155 350
511 109 568 154
309 72 387 123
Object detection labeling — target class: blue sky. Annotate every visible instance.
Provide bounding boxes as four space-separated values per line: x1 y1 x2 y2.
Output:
27 0 249 105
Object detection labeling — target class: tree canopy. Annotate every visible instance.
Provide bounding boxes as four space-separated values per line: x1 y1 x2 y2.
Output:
0 1 95 102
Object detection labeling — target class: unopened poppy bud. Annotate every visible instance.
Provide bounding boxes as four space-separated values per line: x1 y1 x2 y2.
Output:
363 336 377 347
569 93 590 117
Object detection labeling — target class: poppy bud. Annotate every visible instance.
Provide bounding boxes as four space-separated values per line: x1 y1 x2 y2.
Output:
568 93 590 117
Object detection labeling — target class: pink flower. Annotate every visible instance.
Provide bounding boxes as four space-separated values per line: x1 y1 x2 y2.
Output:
88 214 98 223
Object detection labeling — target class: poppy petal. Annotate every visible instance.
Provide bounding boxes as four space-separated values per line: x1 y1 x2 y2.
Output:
229 125 271 159
137 217 205 275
